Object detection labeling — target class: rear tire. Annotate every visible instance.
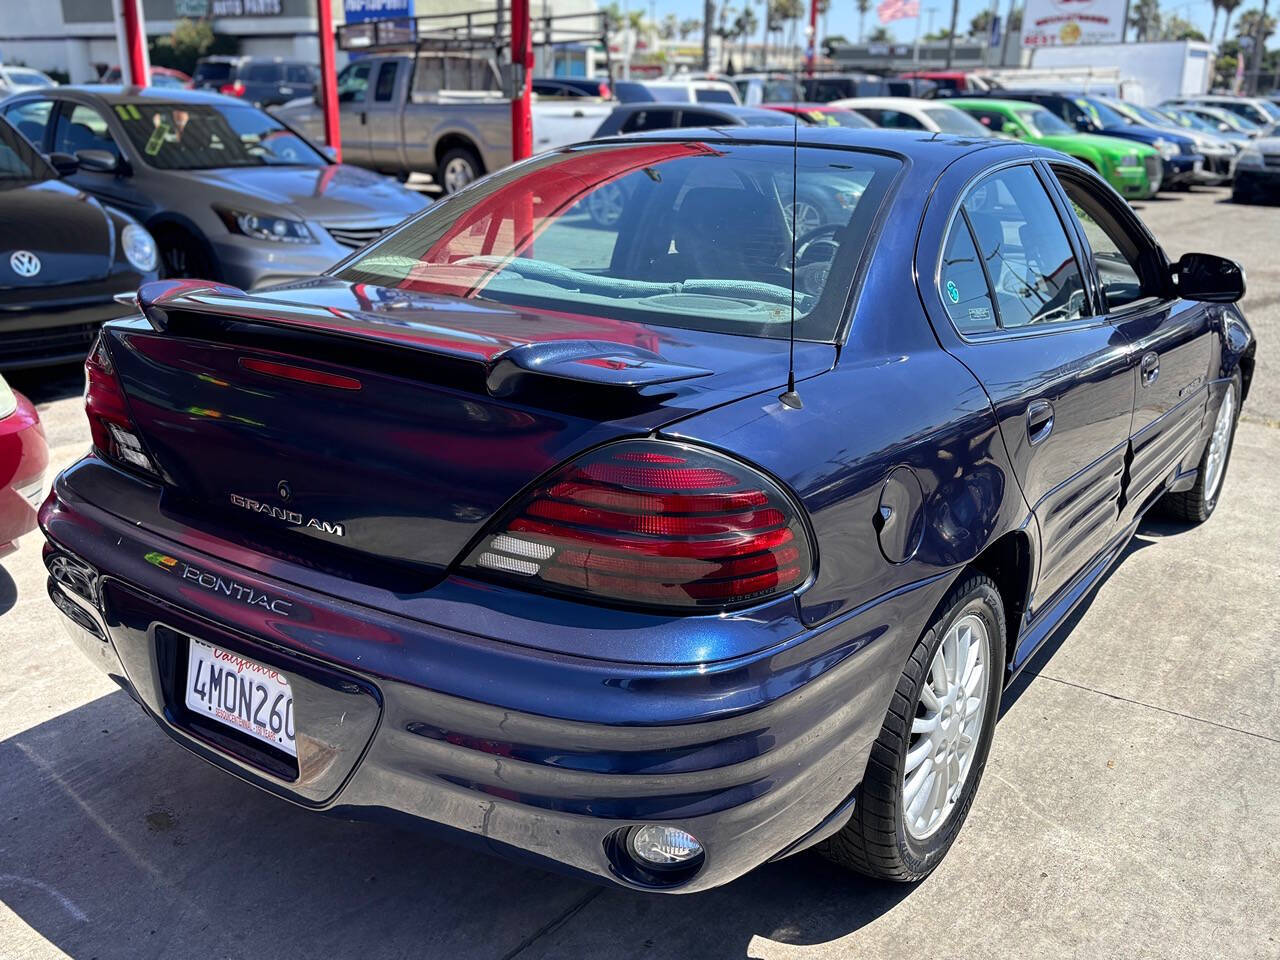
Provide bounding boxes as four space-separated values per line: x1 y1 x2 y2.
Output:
1158 374 1240 524
818 573 1006 881
438 146 482 194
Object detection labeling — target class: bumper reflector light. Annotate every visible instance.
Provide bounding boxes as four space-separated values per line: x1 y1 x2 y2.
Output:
627 825 704 866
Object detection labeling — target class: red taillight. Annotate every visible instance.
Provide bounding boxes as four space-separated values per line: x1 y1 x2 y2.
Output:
463 440 813 610
240 357 362 391
219 81 245 97
85 336 156 475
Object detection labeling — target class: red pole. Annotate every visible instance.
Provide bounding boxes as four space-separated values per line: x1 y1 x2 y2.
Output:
120 0 150 87
806 0 819 76
511 0 533 162
316 0 342 162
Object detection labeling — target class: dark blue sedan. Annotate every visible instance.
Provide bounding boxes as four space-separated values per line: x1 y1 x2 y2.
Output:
41 128 1254 891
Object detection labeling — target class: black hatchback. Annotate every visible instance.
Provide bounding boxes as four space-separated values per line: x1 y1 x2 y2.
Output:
192 56 317 108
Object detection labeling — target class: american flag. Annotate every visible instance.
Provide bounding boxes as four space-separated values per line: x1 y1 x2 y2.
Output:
877 0 919 24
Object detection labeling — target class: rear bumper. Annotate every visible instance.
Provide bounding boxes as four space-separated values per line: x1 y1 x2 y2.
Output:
39 457 926 892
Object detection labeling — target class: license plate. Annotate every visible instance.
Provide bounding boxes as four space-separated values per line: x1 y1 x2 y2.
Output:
184 638 296 757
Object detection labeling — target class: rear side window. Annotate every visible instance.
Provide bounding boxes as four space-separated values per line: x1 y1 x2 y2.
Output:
961 166 1087 329
337 143 901 342
3 100 53 147
968 109 1007 132
621 109 675 132
939 218 998 334
53 104 121 161
244 63 281 83
374 62 399 102
194 61 232 84
678 109 727 127
875 109 924 130
285 64 313 84
695 88 736 104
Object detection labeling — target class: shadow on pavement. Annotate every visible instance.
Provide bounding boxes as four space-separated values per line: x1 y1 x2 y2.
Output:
0 563 15 617
1 690 913 960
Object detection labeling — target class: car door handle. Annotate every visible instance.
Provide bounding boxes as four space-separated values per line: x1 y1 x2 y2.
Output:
359 111 367 125
1140 351 1160 387
1026 399 1055 446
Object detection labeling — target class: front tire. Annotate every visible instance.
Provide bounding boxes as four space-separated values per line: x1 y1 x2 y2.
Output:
1158 375 1240 524
819 573 1006 881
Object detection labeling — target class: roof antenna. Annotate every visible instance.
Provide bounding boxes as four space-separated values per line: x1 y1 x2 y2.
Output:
779 39 803 411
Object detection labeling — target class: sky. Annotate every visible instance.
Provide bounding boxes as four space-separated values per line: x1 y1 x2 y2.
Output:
629 0 1233 47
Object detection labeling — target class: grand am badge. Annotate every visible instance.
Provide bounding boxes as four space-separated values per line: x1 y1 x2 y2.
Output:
229 492 346 538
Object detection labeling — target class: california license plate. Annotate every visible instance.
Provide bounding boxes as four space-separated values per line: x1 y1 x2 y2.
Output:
184 637 296 757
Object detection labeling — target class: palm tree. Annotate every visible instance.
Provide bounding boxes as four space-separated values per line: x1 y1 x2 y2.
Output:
660 13 679 40
858 0 872 42
735 5 759 62
1219 0 1242 41
1208 0 1222 43
1128 0 1161 41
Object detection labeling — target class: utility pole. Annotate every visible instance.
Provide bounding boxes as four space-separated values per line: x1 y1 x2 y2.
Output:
999 0 1016 64
704 0 714 69
944 0 959 66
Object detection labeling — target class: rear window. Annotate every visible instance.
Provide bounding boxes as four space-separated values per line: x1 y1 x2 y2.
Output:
337 142 901 342
924 107 993 136
695 87 737 104
244 63 280 83
194 61 233 83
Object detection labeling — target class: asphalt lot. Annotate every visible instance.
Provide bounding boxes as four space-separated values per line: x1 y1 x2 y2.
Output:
1 186 1277 960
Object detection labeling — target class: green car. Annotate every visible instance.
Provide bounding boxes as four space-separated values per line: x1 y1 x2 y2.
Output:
949 98 1162 200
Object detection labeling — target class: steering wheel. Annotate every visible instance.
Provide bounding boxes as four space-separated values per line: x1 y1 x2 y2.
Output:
795 223 842 266
775 223 842 270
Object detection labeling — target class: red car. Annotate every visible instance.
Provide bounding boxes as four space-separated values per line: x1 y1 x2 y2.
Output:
0 374 47 557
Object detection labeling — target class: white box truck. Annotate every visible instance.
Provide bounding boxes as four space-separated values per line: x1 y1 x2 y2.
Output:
1028 40 1214 105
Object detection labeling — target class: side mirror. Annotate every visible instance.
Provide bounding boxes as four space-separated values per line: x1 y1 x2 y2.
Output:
1173 252 1245 304
75 149 120 174
45 151 79 177
1006 124 1026 139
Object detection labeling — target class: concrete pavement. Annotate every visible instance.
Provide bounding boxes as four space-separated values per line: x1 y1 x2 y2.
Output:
1 186 1277 960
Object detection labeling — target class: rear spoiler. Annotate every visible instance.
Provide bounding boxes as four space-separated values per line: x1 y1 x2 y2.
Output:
132 279 713 396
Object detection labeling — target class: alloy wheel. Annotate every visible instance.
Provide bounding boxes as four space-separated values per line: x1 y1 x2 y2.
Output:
903 613 991 840
1203 383 1236 506
443 156 476 193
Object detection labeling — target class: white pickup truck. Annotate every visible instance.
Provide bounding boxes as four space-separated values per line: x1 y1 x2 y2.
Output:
273 52 611 193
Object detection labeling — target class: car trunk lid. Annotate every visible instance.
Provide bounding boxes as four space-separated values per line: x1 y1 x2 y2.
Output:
101 278 833 589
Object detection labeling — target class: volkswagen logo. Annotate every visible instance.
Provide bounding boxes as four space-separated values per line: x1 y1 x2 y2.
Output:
9 250 41 278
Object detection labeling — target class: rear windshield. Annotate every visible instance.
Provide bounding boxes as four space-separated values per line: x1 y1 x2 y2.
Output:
194 61 233 83
336 141 900 342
